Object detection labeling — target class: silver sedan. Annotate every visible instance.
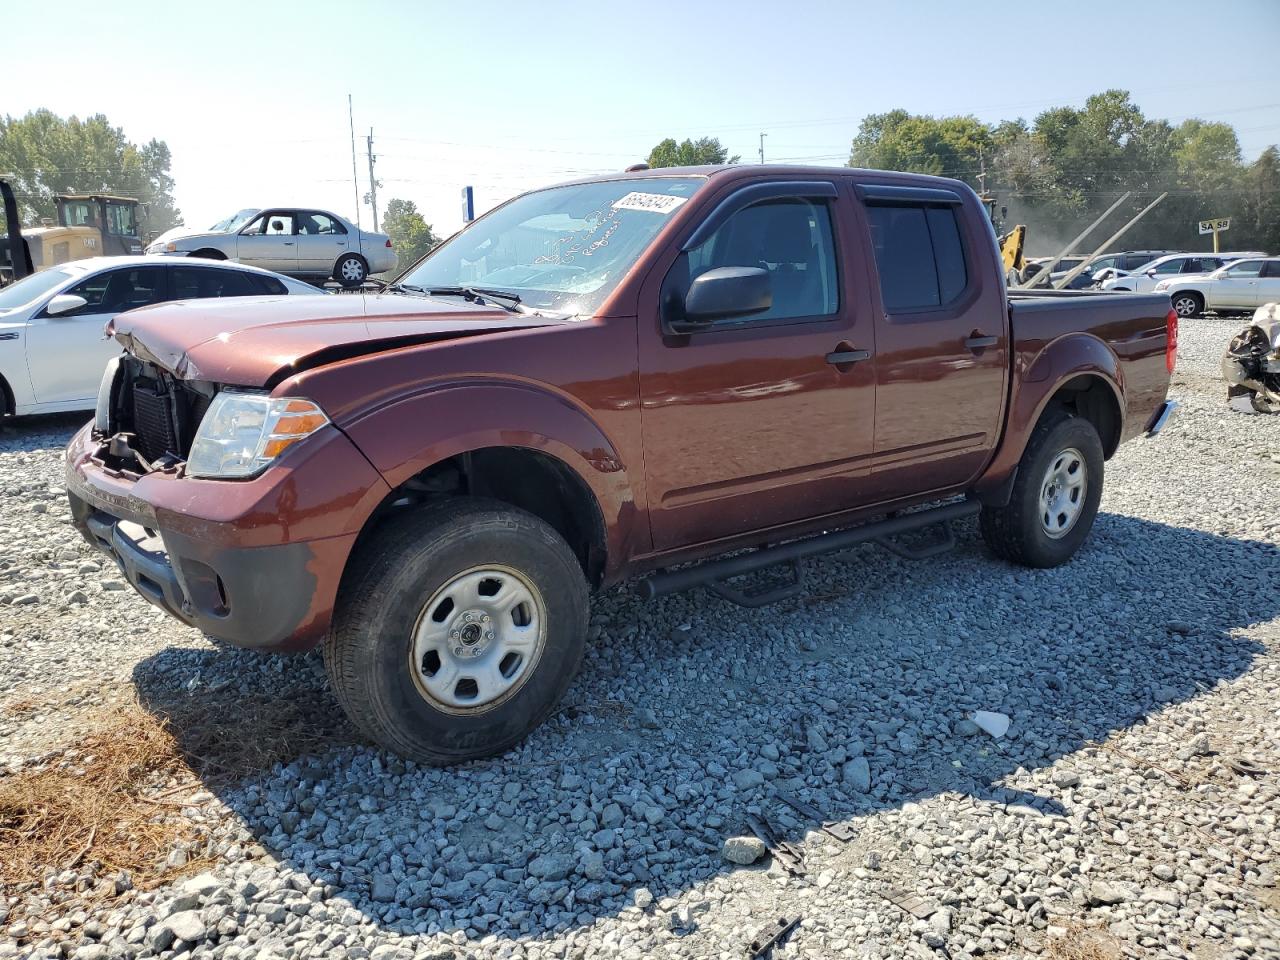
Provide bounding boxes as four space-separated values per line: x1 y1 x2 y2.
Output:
147 207 396 287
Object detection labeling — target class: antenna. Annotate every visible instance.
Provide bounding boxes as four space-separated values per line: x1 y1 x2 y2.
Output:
348 95 362 231
759 132 767 165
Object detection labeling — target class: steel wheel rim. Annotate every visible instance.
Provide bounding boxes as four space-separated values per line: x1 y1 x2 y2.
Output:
1039 446 1087 539
409 565 546 714
341 258 364 280
1173 296 1198 317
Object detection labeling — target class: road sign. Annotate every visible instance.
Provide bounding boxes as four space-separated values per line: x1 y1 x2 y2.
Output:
1198 217 1230 235
461 186 475 224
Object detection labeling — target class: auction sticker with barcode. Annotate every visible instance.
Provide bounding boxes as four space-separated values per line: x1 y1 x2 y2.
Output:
611 192 689 214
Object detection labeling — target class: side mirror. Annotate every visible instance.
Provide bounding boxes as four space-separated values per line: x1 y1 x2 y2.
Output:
46 293 88 317
683 266 771 323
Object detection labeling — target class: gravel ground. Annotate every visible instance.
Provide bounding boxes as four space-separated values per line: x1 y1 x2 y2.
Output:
1 316 1279 960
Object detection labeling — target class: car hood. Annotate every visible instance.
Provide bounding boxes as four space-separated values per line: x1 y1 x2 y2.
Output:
108 293 570 387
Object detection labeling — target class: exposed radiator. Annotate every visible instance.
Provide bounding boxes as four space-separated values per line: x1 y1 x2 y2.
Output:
131 380 179 462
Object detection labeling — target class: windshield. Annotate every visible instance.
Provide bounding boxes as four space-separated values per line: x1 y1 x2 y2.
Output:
208 208 259 233
400 177 705 314
0 268 75 312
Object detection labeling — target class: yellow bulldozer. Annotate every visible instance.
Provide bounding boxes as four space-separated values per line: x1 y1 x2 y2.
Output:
1 179 145 285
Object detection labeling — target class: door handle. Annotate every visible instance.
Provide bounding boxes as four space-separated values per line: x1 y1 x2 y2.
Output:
964 333 998 350
282 241 295 246
825 348 871 365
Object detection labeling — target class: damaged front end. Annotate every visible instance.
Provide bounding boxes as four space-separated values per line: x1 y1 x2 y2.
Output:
1223 311 1280 415
93 353 217 474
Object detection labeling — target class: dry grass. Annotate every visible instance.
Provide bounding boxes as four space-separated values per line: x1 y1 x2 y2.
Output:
0 688 350 894
1044 924 1123 960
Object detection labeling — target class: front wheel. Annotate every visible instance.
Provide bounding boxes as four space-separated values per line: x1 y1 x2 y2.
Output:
334 253 368 287
324 499 588 764
980 413 1104 568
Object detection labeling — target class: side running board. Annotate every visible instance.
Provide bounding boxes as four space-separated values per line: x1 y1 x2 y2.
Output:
635 498 981 605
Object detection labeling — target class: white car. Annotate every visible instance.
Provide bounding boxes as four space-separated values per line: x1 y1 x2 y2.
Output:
147 207 396 287
1099 251 1267 293
1153 257 1280 317
0 256 321 416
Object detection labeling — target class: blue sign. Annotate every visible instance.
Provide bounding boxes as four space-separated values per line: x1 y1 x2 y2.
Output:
461 186 475 223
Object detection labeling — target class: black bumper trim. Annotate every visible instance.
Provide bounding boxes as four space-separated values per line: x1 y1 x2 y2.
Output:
70 492 319 649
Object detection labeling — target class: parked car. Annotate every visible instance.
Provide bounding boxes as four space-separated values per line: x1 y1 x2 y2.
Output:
1154 257 1280 317
147 208 396 287
0 256 320 416
1022 250 1178 289
66 166 1176 764
1099 252 1266 293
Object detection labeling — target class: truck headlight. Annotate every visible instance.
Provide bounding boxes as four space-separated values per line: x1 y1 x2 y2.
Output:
186 392 329 479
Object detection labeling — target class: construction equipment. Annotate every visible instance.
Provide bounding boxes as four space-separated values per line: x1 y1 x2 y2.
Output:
0 185 145 285
979 192 1026 278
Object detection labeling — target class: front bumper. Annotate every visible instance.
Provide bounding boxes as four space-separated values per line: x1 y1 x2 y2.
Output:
64 423 388 651
69 491 330 649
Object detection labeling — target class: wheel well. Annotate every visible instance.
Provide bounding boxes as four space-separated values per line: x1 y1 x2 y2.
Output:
1045 375 1122 458
191 248 226 260
357 447 607 587
0 372 13 415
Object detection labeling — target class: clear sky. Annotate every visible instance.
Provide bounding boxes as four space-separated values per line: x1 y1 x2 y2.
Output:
9 0 1280 236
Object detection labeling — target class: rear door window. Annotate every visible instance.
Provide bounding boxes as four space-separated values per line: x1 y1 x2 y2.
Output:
865 203 968 311
172 266 260 298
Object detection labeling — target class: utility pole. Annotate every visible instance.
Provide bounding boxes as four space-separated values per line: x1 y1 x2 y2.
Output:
758 132 767 165
366 128 379 232
347 95 362 231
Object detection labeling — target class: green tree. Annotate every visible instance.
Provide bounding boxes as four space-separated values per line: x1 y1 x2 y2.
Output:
382 198 439 272
0 109 182 234
647 137 739 168
849 110 992 185
1240 146 1280 254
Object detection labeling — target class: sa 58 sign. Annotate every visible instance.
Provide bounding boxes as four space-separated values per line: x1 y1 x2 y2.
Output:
1198 217 1230 252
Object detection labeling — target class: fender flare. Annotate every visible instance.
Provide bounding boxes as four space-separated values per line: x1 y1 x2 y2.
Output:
976 334 1124 498
339 379 641 572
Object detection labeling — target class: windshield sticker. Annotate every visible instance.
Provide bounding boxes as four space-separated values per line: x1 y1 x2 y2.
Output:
611 192 688 215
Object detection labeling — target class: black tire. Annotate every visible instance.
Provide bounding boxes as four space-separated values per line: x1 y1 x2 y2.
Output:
1169 291 1203 318
324 498 588 764
190 248 226 261
334 254 368 288
980 413 1104 568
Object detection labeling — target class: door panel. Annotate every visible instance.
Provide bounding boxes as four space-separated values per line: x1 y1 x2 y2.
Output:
236 211 298 273
860 196 1007 496
26 267 165 404
295 210 350 275
639 191 877 551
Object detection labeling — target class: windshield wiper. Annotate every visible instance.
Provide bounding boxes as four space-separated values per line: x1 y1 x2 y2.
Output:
377 280 427 295
426 286 525 314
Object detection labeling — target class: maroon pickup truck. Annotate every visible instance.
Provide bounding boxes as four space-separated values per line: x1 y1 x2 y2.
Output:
66 166 1177 763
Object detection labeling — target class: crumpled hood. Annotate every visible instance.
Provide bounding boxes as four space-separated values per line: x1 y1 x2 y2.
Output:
109 293 568 386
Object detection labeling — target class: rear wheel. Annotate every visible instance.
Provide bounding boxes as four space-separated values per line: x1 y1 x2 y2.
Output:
1170 291 1203 318
334 254 368 287
324 498 588 764
980 413 1104 568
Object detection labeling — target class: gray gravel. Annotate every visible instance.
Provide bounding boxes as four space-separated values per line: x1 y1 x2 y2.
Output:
2 316 1279 959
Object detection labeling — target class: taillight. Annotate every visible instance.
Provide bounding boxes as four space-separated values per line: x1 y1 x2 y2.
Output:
1166 308 1178 373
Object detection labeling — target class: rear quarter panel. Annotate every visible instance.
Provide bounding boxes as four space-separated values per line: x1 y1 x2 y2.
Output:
976 292 1171 495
